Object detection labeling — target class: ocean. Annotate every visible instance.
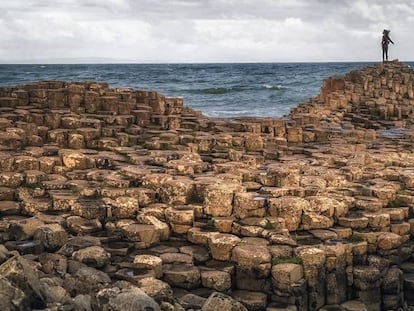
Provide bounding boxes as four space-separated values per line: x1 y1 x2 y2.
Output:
1 62 412 118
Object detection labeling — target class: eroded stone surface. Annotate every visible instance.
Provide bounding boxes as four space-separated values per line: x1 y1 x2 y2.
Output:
0 62 414 310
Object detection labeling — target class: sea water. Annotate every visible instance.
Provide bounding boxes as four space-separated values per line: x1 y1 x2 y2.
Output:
1 62 412 118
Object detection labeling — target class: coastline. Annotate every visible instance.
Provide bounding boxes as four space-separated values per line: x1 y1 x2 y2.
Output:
0 60 413 310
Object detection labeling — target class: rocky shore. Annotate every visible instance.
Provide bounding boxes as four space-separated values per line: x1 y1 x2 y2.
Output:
0 61 414 311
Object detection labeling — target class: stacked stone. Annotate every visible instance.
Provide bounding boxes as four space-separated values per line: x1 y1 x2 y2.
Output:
2 62 414 310
271 261 306 310
0 81 206 153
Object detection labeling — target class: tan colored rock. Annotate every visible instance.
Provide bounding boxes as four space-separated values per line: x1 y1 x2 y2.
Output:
66 216 102 234
337 216 369 229
13 156 40 172
341 300 368 311
103 196 139 219
296 247 326 310
201 269 232 292
260 164 300 187
208 233 241 261
39 253 67 276
187 228 218 245
309 229 338 241
94 283 160 311
19 191 51 215
159 178 195 205
300 175 327 192
214 217 234 233
137 215 170 241
50 192 78 212
165 206 194 234
25 170 46 185
0 276 28 309
390 222 410 236
33 223 68 251
302 213 334 230
0 256 43 305
163 264 200 290
308 196 348 218
203 182 235 217
133 255 163 278
9 217 45 240
244 133 264 152
141 173 173 193
137 204 167 220
0 187 15 201
268 196 308 231
68 133 86 149
138 277 173 303
0 172 24 187
160 252 192 264
363 212 390 229
202 292 247 311
72 246 111 268
384 208 407 222
60 150 95 170
271 263 304 290
126 188 157 207
0 201 20 215
232 290 267 311
231 243 271 269
377 232 403 250
122 223 160 247
233 192 267 219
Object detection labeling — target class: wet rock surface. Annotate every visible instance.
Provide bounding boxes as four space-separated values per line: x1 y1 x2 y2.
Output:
1 61 414 310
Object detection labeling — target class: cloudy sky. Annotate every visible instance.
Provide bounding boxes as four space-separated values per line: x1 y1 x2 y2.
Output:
1 0 413 63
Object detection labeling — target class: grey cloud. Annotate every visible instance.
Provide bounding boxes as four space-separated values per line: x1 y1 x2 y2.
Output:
0 0 413 62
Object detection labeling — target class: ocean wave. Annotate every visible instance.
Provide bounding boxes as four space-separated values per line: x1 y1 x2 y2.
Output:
262 84 287 90
187 84 287 95
187 86 246 95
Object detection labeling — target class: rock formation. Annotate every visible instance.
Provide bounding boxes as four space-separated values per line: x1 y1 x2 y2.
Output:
0 60 414 310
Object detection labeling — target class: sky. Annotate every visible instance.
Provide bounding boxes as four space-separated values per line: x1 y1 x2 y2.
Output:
1 0 413 63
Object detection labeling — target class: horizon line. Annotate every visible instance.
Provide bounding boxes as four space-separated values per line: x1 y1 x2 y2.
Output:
0 59 412 65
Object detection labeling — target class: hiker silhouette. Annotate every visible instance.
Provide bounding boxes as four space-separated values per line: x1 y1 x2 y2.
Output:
381 29 394 62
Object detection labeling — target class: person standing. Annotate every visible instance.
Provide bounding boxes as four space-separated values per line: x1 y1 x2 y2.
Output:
382 29 394 62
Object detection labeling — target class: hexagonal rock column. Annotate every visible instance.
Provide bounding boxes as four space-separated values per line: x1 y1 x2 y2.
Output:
203 182 243 217
33 223 68 251
60 150 95 170
137 215 170 241
320 242 347 305
258 164 300 188
103 196 139 219
233 192 267 219
382 266 403 310
231 241 271 292
268 196 308 231
159 177 195 205
208 233 241 261
352 265 382 311
72 246 111 268
296 247 326 311
271 262 305 308
122 224 160 249
165 205 194 234
232 290 268 311
133 254 163 279
200 269 232 292
66 216 102 235
301 196 338 230
163 264 200 290
201 292 247 311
